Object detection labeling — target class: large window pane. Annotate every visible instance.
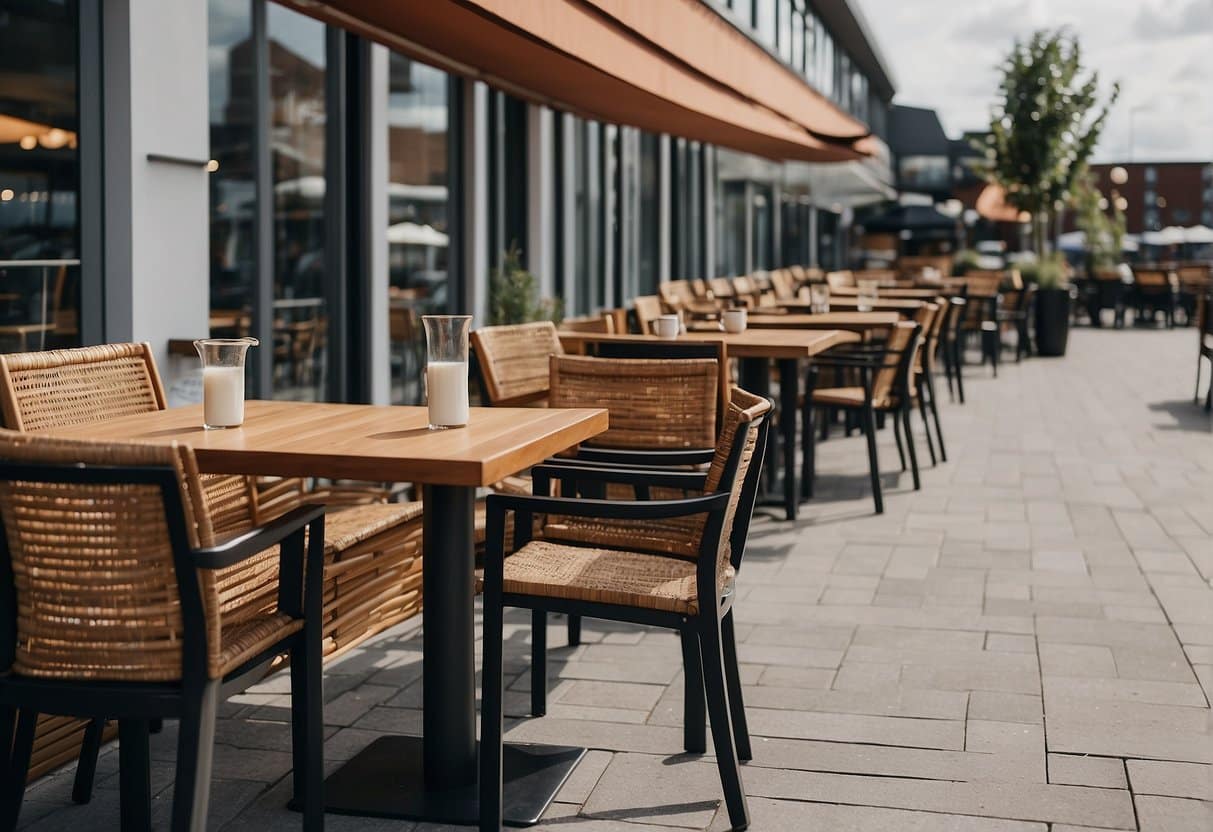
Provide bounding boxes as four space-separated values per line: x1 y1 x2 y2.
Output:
268 4 328 401
387 54 449 404
717 181 746 276
208 0 254 340
0 0 81 352
637 132 659 296
752 185 773 270
573 119 603 314
755 0 776 47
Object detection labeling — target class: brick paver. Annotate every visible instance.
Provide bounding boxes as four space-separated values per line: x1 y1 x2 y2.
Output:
17 328 1213 830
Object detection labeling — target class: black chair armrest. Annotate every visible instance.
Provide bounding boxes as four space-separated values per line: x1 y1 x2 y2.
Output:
532 464 709 494
564 447 716 467
193 504 326 570
486 489 726 523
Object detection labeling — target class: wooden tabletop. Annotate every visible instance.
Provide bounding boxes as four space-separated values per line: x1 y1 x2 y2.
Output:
746 312 901 332
557 328 858 360
41 400 609 487
806 287 946 300
777 297 925 312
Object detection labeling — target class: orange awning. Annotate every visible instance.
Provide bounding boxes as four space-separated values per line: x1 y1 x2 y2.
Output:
277 0 868 163
976 183 1021 224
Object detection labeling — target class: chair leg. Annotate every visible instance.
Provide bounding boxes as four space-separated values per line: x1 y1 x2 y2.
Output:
942 342 956 401
800 370 817 500
1196 358 1204 404
926 372 947 463
862 405 883 514
290 634 324 832
680 631 706 754
118 719 151 832
902 405 921 491
72 717 105 804
953 340 966 404
3 709 36 832
720 611 751 762
891 411 907 471
170 681 218 832
532 610 548 717
917 387 937 467
698 617 749 831
478 587 506 832
566 615 582 648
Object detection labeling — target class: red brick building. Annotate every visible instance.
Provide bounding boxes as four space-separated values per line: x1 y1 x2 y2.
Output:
1082 161 1213 234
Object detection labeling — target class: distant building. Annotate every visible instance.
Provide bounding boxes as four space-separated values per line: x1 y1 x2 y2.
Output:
1081 162 1213 234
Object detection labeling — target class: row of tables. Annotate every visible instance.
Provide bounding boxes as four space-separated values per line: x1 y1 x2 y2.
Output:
43 306 915 826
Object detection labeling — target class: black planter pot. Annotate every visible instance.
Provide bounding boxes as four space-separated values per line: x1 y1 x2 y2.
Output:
1035 286 1074 357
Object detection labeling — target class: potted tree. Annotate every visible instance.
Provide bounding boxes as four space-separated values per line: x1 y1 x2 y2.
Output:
977 29 1118 356
488 243 562 325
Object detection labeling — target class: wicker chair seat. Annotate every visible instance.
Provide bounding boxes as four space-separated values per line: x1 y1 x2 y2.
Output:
218 613 304 676
322 501 423 553
487 539 735 615
812 386 894 409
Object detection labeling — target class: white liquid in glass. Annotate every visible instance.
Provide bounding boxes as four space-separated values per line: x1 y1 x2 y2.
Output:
203 366 246 428
427 360 469 427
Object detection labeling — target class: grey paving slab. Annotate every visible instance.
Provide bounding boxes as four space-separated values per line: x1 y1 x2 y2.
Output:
16 328 1213 831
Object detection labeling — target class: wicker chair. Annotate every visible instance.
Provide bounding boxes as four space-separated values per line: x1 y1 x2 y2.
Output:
470 321 564 407
809 321 924 514
632 295 665 335
940 295 968 404
478 388 773 832
825 270 855 290
0 343 423 797
0 431 325 831
1131 269 1177 327
908 302 945 466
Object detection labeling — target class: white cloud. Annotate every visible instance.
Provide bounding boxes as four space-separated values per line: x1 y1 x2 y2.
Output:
858 0 1213 161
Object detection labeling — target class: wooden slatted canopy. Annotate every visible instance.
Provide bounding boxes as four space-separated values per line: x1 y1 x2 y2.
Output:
279 0 870 163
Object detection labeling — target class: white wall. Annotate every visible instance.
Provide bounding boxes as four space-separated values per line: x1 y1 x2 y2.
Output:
104 0 210 385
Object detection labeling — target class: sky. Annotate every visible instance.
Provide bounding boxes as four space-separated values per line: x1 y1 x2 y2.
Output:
857 0 1213 162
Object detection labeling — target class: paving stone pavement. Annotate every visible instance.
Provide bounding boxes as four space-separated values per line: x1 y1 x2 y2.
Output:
17 328 1213 831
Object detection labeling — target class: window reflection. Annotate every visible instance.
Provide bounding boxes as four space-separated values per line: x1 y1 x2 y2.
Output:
268 4 329 401
387 54 449 404
573 118 603 315
0 0 81 352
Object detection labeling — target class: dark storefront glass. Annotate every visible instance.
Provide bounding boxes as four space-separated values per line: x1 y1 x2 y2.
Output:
636 132 659 296
752 185 773 270
387 54 450 404
267 4 329 400
208 0 255 336
717 181 746 276
573 119 603 314
0 0 81 352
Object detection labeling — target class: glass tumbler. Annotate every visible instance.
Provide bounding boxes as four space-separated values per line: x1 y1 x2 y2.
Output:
423 315 472 429
194 337 258 429
810 284 830 314
857 280 879 313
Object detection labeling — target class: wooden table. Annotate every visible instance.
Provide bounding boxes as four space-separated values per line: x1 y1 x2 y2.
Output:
820 287 947 300
45 400 609 826
746 311 901 333
558 328 858 520
776 297 925 313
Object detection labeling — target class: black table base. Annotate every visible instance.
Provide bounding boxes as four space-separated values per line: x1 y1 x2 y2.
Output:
323 736 584 826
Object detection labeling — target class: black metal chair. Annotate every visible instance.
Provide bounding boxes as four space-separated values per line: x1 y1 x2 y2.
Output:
940 296 968 404
478 388 773 832
997 284 1037 362
1197 290 1213 412
0 432 325 831
809 321 924 514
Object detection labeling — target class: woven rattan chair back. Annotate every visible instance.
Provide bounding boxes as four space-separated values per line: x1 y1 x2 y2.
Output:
769 269 795 300
873 321 918 404
689 279 709 298
0 431 253 682
632 296 665 334
826 270 855 290
0 343 259 538
549 355 719 451
471 321 564 406
0 343 166 432
1134 269 1171 290
708 277 735 299
659 280 692 307
731 276 757 303
558 314 615 335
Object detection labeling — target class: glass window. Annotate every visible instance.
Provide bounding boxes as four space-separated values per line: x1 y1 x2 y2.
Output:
0 0 82 353
637 132 660 296
267 4 329 401
386 54 450 404
1144 166 1157 184
804 13 817 85
751 185 772 270
208 0 254 340
899 155 950 190
777 0 793 63
573 119 603 314
791 12 805 74
717 181 746 276
755 0 776 47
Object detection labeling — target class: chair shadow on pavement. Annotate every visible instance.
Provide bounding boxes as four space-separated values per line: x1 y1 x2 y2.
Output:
1147 399 1213 433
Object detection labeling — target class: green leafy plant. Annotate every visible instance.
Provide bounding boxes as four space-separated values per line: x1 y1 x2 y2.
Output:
488 243 563 326
1018 252 1068 289
952 248 982 275
975 29 1119 261
1071 169 1125 272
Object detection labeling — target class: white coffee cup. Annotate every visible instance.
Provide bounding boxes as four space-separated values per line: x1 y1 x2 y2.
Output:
722 307 747 333
654 314 681 338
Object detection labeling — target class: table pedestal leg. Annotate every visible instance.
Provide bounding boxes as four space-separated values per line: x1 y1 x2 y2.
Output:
739 357 798 521
322 485 584 825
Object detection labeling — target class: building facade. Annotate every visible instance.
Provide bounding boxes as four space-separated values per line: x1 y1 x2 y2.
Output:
1 0 895 406
1083 162 1213 235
